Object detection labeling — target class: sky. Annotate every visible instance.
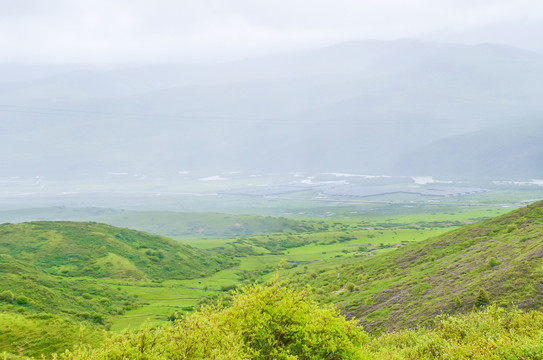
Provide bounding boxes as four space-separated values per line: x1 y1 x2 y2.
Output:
1 0 543 64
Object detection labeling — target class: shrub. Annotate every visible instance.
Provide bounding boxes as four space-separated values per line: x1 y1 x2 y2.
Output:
475 288 490 308
488 257 500 267
62 280 368 359
15 295 29 305
454 296 462 308
363 306 543 359
0 290 14 303
220 284 238 292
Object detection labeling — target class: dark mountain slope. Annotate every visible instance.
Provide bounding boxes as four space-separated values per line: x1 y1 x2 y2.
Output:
393 123 543 178
290 200 543 332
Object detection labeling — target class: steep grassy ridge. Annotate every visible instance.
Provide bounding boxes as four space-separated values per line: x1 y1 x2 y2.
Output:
289 200 543 332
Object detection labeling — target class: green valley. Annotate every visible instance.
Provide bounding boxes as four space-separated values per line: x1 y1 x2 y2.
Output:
2 198 543 358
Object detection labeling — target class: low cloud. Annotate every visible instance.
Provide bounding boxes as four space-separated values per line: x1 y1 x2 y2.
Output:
1 0 542 63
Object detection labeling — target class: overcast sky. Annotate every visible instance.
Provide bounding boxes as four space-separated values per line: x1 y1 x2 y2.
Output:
2 0 543 64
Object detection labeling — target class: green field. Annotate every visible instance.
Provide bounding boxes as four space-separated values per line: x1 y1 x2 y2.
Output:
106 204 512 331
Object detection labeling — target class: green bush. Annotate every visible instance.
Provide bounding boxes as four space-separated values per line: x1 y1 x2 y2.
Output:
15 295 29 305
454 296 462 308
0 290 14 303
363 306 543 359
61 280 368 359
220 284 238 292
488 257 500 267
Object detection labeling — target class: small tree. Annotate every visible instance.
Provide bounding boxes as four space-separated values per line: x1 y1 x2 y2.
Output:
454 296 462 308
475 288 490 308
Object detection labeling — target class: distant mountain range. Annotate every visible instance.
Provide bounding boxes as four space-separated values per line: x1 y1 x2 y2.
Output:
393 123 543 179
2 39 543 178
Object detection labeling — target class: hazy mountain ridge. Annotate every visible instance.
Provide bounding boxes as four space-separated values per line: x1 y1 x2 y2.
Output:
393 123 543 178
2 40 543 177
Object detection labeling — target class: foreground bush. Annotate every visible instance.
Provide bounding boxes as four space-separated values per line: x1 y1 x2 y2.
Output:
58 280 368 359
5 292 543 359
363 305 543 359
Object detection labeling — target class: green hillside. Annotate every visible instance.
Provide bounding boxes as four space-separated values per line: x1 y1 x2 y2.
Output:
91 212 325 239
0 221 230 280
287 200 543 332
0 252 137 322
0 312 104 358
3 203 543 358
0 221 239 357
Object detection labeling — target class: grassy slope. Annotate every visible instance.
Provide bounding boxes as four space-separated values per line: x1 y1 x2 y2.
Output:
0 203 536 357
0 313 104 359
0 253 138 321
0 221 230 280
287 200 543 333
0 221 237 357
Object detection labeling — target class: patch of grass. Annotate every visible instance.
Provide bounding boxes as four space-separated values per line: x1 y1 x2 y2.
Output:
0 312 103 358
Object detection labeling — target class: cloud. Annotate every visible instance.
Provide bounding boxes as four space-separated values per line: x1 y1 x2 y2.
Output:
1 0 543 63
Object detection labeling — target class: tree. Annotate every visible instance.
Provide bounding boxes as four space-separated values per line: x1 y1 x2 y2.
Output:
454 296 462 308
475 288 490 308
